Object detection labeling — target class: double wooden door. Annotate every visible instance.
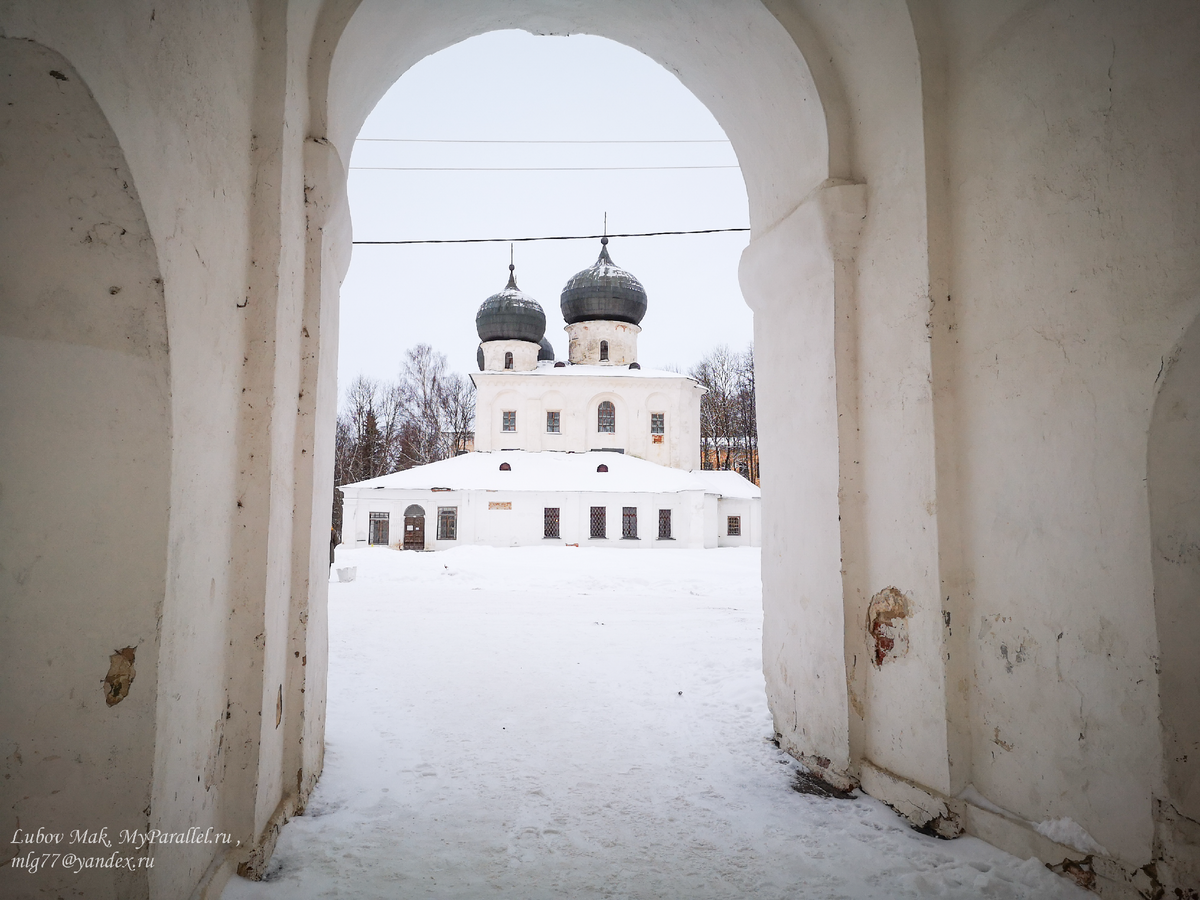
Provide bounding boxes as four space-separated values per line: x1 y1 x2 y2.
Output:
403 515 424 550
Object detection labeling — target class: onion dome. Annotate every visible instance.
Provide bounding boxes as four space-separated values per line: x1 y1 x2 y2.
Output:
476 264 546 343
538 337 555 361
560 237 648 326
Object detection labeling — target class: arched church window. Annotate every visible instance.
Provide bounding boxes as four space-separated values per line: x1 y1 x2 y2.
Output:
504 351 514 369
499 462 511 471
596 464 608 473
597 401 615 433
599 340 609 361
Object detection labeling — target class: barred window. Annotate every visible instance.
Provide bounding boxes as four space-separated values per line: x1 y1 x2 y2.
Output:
504 351 514 369
658 509 672 540
590 506 606 539
544 507 560 539
727 515 741 536
502 410 517 432
597 401 615 433
599 340 609 361
622 507 638 539
650 413 665 435
546 411 560 433
437 507 458 540
369 512 389 546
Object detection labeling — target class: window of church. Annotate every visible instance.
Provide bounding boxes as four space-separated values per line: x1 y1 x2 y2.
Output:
437 507 458 540
502 411 517 432
498 462 511 471
544 507 560 539
590 506 606 539
599 341 609 361
596 464 608 473
369 512 389 546
597 401 615 433
546 411 560 433
504 351 514 369
658 509 673 540
727 516 741 536
622 507 638 539
650 413 665 435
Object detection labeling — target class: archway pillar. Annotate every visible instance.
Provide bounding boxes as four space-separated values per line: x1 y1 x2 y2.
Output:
741 180 864 788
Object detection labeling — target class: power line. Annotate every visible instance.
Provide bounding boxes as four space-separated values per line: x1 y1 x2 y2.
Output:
355 137 731 144
352 227 750 246
350 165 740 172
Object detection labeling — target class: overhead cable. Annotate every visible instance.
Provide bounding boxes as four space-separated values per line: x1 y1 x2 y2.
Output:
352 227 750 246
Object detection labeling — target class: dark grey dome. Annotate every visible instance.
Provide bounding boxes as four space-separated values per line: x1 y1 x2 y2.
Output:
560 238 647 326
476 265 546 343
538 337 555 361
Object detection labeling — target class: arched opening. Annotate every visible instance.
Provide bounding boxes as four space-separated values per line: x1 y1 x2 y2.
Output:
402 503 427 550
504 350 513 369
597 400 616 433
1148 314 1200 885
599 339 609 361
0 38 170 897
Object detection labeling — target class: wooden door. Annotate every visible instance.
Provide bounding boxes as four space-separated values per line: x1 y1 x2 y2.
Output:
403 515 424 550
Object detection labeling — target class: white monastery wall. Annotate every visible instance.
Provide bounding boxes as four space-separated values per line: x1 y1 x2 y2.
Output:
473 370 702 470
1 0 1197 897
343 489 712 550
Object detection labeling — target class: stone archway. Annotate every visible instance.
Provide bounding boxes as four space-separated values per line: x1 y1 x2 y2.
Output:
1148 314 1200 890
0 37 171 900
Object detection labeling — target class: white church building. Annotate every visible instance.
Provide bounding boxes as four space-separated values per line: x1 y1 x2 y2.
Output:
341 239 760 550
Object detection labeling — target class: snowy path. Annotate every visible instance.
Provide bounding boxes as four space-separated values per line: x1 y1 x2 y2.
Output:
223 546 1086 900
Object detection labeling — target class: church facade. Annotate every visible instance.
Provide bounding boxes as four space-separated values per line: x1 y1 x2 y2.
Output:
340 240 760 550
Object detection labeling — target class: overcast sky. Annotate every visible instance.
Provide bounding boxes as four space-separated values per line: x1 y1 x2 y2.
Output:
340 30 752 394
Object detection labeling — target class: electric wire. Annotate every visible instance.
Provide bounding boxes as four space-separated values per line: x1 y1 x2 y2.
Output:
350 165 739 171
352 227 749 246
354 137 731 144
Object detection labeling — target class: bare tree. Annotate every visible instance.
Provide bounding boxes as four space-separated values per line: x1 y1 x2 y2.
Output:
689 343 757 481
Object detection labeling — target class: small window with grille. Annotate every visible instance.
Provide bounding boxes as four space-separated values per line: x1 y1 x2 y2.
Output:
544 507 560 539
546 411 560 433
369 512 389 546
650 413 665 435
599 340 609 361
504 351 514 369
596 464 608 473
437 507 457 540
727 515 741 536
502 411 516 432
597 401 615 433
622 507 638 539
590 506 606 539
658 509 672 540
499 462 511 471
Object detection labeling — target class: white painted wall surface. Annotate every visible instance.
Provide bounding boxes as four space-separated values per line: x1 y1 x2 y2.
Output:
473 366 703 469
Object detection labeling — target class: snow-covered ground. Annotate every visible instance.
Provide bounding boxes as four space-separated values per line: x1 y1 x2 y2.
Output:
222 546 1087 900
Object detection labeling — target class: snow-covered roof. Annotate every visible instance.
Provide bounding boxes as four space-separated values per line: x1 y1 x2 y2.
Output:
341 450 760 498
473 361 697 381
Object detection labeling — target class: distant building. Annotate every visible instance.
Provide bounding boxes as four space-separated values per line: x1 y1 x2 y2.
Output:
341 239 760 549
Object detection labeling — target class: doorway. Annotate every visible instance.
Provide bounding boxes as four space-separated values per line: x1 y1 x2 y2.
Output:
403 504 426 550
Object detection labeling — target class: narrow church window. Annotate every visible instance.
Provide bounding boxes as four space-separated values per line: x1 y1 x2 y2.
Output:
504 351 514 369
499 462 511 471
590 506 606 539
544 507 560 539
369 512 389 546
546 411 560 433
622 507 638 539
658 509 672 540
437 507 458 540
502 411 517 432
599 340 609 361
597 401 615 433
650 413 665 435
727 516 741 536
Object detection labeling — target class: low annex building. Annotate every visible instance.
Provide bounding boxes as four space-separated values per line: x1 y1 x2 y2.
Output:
340 449 759 550
341 239 760 551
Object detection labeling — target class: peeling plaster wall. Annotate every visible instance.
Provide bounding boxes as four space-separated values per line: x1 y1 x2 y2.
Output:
935 0 1200 869
0 38 169 900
